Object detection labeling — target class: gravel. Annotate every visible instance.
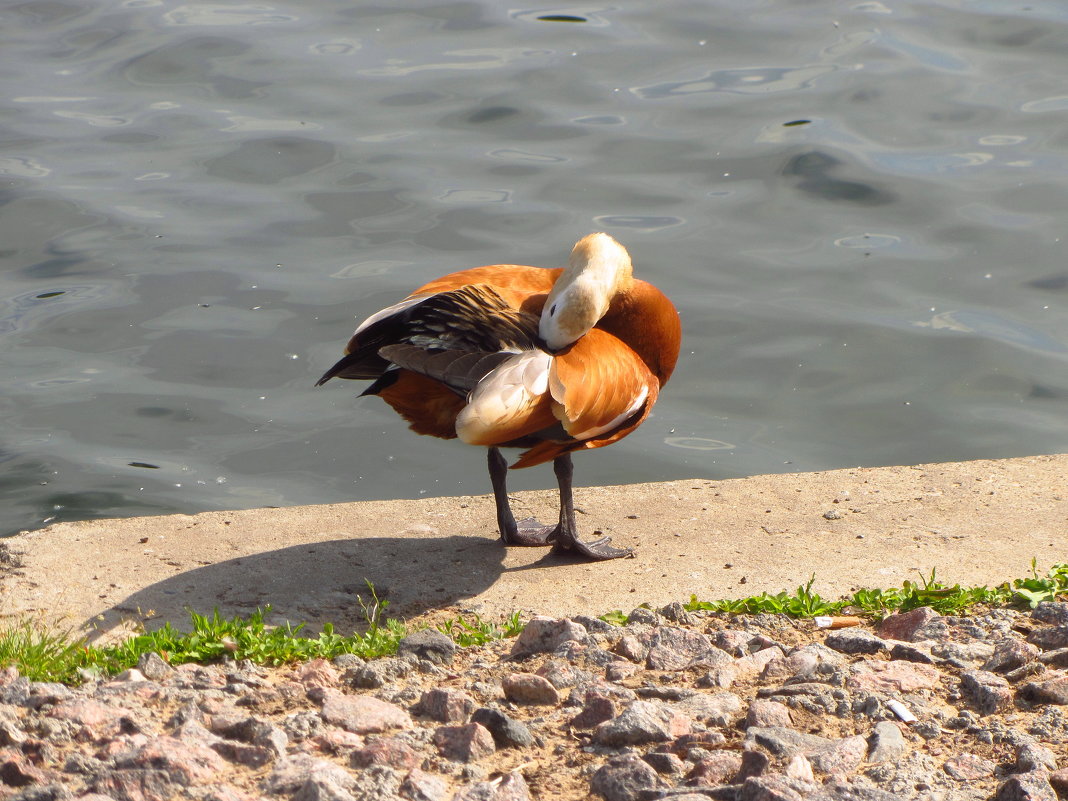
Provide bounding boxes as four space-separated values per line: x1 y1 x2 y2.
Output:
4 603 1068 800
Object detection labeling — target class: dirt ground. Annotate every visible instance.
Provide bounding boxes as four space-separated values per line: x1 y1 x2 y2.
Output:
1 454 1066 641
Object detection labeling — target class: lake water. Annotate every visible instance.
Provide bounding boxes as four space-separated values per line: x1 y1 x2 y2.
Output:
3 0 1068 536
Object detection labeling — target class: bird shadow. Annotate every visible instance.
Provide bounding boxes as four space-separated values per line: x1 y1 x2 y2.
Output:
83 533 515 642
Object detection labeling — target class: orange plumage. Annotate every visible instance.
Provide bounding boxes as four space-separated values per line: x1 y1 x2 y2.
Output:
318 234 681 560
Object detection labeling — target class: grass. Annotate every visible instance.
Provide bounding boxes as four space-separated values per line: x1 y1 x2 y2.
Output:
1 564 1066 685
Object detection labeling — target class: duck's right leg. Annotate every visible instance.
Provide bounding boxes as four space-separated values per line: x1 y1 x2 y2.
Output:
487 447 555 546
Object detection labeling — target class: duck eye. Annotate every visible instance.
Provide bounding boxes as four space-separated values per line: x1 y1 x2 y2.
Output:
549 303 557 316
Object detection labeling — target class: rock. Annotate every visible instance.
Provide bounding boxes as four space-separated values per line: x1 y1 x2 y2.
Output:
736 748 771 781
676 691 742 728
933 640 996 666
743 727 834 758
643 751 686 776
888 642 937 664
593 700 691 746
453 771 531 801
734 647 786 679
847 659 941 693
867 721 907 763
626 608 660 626
318 689 413 734
876 607 941 642
1027 627 1068 650
644 627 731 670
738 775 808 801
348 657 414 689
806 734 867 776
824 630 887 655
295 659 340 689
399 768 448 801
501 673 559 706
744 699 792 729
685 752 743 785
570 691 617 730
111 736 227 784
534 659 584 689
414 688 475 723
943 753 997 780
1033 602 1068 625
0 748 50 787
613 635 648 663
984 639 1041 673
784 754 814 783
432 723 495 762
397 629 456 666
470 708 534 749
136 653 173 682
714 630 753 656
590 753 666 801
47 699 132 739
350 738 421 771
961 670 1015 715
510 617 587 655
1020 676 1068 706
995 770 1057 801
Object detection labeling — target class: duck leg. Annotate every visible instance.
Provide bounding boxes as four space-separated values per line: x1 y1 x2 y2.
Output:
487 447 633 560
488 447 555 546
547 453 634 561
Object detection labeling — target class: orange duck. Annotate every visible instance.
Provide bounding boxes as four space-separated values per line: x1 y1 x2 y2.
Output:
317 233 681 560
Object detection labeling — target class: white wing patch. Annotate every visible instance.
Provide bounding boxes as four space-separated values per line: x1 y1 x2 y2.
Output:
352 294 429 337
455 350 552 444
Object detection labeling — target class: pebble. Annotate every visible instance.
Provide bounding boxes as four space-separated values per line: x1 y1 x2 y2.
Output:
4 605 1068 799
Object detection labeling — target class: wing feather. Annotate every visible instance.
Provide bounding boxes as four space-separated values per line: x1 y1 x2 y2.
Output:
455 351 556 445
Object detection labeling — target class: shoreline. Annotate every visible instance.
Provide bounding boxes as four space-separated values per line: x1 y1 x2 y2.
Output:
1 453 1066 640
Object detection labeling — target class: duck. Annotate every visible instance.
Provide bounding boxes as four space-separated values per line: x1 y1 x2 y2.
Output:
316 233 681 560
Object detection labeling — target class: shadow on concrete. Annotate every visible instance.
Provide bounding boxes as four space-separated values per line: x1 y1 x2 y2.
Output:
84 533 512 641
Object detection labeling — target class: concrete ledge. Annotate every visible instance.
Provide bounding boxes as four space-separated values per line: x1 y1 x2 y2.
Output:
2 454 1066 640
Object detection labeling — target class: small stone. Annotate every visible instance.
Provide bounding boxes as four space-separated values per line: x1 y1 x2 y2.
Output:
734 647 785 678
743 727 834 759
295 659 340 689
848 659 941 693
714 630 752 656
685 752 742 786
784 754 814 783
807 734 867 776
825 629 887 655
0 748 49 787
944 753 997 781
501 673 559 706
318 689 413 734
676 691 742 728
983 639 1040 673
593 700 691 746
642 751 686 776
433 723 495 762
570 692 617 730
136 652 173 682
1038 648 1068 668
1021 676 1068 706
745 699 793 729
400 768 449 801
644 627 730 671
995 769 1057 801
470 708 533 749
397 629 457 666
1028 626 1068 650
888 641 937 664
605 662 641 682
47 699 132 739
867 721 907 763
534 659 583 689
961 670 1014 715
877 607 941 642
414 688 475 723
453 770 531 801
112 735 227 785
738 775 807 801
590 753 666 801
510 617 586 655
1033 603 1068 625
348 657 413 689
613 635 647 663
735 748 771 781
350 738 420 771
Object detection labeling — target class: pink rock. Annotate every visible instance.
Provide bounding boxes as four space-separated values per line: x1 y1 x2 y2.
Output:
809 735 868 776
318 689 412 734
847 659 941 693
877 607 940 641
401 768 449 801
454 770 531 800
685 752 743 786
510 616 587 655
944 753 997 781
113 735 227 785
613 634 648 663
294 658 339 688
433 722 495 762
415 687 476 722
310 729 364 754
0 747 48 787
745 699 793 729
49 699 133 739
502 673 560 705
350 737 421 770
606 661 642 681
570 692 617 729
734 647 785 678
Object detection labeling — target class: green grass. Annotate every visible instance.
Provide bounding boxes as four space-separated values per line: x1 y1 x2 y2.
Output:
2 564 1066 685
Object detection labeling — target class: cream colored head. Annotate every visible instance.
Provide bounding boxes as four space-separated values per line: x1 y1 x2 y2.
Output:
539 233 633 351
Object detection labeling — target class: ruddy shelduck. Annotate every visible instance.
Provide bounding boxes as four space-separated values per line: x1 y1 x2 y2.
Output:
317 233 681 560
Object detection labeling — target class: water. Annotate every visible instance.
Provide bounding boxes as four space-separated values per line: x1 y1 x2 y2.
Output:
3 0 1068 536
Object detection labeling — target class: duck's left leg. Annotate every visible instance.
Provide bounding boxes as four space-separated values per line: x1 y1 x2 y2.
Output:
546 453 634 560
488 446 554 546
